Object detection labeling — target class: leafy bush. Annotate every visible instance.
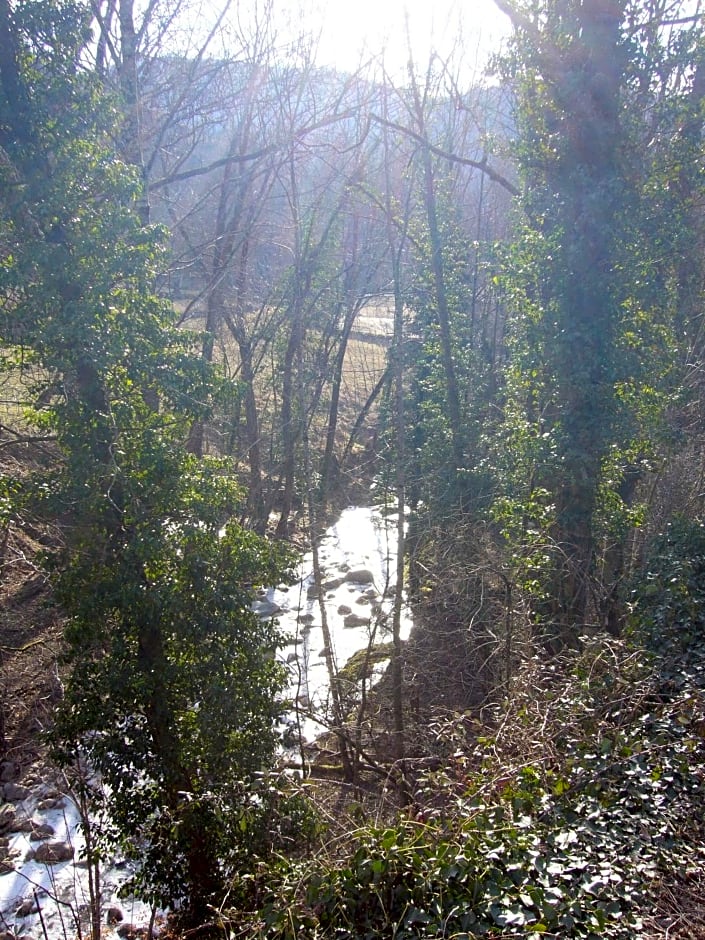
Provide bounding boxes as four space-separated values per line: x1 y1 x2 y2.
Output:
239 634 705 939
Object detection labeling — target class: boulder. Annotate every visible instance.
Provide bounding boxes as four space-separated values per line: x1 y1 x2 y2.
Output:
30 841 74 864
12 815 34 833
36 796 65 812
337 605 352 615
2 783 29 802
346 569 374 585
107 906 124 925
322 576 344 591
0 762 19 783
29 822 55 842
0 805 16 834
343 613 371 628
253 599 282 619
116 924 142 939
15 898 37 917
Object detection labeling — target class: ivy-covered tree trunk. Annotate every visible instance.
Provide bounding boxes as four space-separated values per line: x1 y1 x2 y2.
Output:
498 0 629 646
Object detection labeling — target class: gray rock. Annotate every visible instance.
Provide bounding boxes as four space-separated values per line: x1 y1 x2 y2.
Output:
286 652 298 664
337 604 352 615
36 797 65 811
29 822 55 841
107 906 124 925
117 923 142 938
16 898 37 917
0 805 16 833
30 841 74 864
299 613 315 624
0 762 19 783
322 576 344 591
253 599 282 618
346 569 374 584
3 783 30 802
355 596 371 605
343 613 371 628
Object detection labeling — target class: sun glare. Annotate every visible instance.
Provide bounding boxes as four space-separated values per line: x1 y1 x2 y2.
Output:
311 0 511 80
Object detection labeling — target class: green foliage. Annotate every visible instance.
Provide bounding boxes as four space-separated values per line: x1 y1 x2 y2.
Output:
402 187 493 514
50 459 295 908
241 635 705 939
629 517 705 656
490 1 698 636
0 0 300 916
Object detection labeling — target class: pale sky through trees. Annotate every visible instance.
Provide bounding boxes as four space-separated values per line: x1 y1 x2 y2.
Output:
293 0 512 80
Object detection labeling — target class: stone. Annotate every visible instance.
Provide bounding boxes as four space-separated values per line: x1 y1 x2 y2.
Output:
322 576 344 591
36 797 65 811
117 923 142 939
0 762 19 783
12 815 34 833
299 613 315 624
355 596 371 605
30 841 74 864
344 613 371 628
0 805 16 833
253 599 282 618
2 783 29 802
337 605 352 615
29 822 55 841
346 569 374 585
16 898 37 917
286 652 298 664
107 906 124 925
0 859 15 875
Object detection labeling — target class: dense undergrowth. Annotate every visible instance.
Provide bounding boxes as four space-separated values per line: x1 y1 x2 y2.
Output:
222 519 705 939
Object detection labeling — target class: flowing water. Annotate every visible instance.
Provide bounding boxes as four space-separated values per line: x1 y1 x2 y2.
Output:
255 504 414 741
0 505 412 938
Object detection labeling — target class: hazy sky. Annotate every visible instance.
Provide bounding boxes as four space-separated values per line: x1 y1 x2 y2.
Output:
312 0 511 78
272 0 513 81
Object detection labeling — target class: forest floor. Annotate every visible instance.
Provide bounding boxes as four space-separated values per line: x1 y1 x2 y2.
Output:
0 506 62 784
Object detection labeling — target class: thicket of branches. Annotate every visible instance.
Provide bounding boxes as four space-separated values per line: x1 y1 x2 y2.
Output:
3 0 705 934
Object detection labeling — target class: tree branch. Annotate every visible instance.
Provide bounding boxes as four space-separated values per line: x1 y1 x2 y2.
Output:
369 112 519 195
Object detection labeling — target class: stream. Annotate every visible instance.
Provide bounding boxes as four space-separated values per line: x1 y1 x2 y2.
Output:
0 504 411 940
257 504 414 741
